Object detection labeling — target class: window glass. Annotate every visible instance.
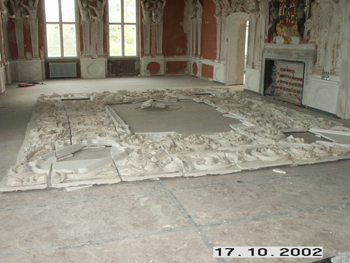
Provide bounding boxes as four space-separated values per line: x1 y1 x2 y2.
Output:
124 0 136 23
124 25 136 56
109 0 137 57
109 0 121 23
61 0 75 22
109 25 122 56
45 0 60 22
63 24 77 56
45 0 77 58
46 24 61 57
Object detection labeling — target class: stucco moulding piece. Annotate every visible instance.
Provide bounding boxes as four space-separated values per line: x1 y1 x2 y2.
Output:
2 87 350 192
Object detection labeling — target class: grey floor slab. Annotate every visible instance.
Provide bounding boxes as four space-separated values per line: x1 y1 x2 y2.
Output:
0 140 23 159
0 192 190 253
0 106 33 141
202 206 350 263
110 101 239 135
159 161 347 191
0 180 164 209
0 230 217 263
171 171 350 226
0 158 16 179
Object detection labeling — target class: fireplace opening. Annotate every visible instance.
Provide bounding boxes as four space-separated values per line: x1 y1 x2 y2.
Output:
264 59 305 105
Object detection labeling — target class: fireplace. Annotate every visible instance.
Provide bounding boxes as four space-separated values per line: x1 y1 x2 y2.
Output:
261 44 316 106
264 59 305 105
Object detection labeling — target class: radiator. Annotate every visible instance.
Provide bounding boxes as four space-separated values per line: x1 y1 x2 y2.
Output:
49 63 77 78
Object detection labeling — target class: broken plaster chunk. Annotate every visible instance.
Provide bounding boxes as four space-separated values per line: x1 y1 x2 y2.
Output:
273 169 286 174
141 100 166 109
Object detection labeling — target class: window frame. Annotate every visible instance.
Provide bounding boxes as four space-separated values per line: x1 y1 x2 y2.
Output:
108 0 139 58
43 0 79 59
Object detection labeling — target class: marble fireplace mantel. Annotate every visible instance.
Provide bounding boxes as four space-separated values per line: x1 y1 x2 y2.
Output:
264 43 316 52
260 43 317 106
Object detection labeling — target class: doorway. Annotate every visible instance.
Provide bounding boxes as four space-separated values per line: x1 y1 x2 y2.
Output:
225 12 249 85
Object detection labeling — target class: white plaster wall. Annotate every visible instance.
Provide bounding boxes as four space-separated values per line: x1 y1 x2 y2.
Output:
308 77 340 114
0 65 6 94
11 60 18 82
17 60 44 81
214 63 225 83
225 12 249 85
80 58 107 79
5 62 12 84
140 57 165 76
245 68 260 93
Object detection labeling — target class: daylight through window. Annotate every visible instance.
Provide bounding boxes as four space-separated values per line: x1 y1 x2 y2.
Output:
45 0 77 58
109 0 137 57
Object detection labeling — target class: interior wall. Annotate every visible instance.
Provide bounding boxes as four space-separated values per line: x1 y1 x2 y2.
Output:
200 0 216 61
163 0 187 57
1 0 349 119
226 12 248 85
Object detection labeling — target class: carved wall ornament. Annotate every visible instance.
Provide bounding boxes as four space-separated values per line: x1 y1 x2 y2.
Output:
10 0 26 58
324 0 341 74
220 0 231 21
78 0 91 57
304 1 320 42
232 0 248 13
246 0 259 68
152 0 166 56
89 0 106 57
267 1 279 43
213 0 222 21
190 0 202 57
247 0 259 12
141 0 156 56
21 0 39 58
213 0 222 60
0 0 12 59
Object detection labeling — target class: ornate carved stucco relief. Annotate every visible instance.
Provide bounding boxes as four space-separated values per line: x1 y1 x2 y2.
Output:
141 0 166 58
190 0 202 57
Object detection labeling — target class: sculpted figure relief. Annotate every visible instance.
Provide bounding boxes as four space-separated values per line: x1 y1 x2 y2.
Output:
78 0 91 56
0 0 13 23
78 0 90 23
267 2 279 42
232 0 248 12
247 0 259 13
141 0 155 56
152 0 167 56
196 0 203 21
191 0 202 57
10 0 25 58
220 0 231 21
89 0 105 23
21 0 40 57
89 0 106 56
246 0 259 68
10 0 25 22
141 0 155 24
213 0 222 21
20 0 38 21
152 0 166 24
304 1 320 41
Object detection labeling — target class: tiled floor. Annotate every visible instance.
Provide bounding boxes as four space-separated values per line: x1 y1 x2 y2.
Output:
0 76 349 262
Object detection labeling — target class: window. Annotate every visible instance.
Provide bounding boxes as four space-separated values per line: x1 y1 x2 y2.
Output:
109 0 137 57
44 0 77 58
